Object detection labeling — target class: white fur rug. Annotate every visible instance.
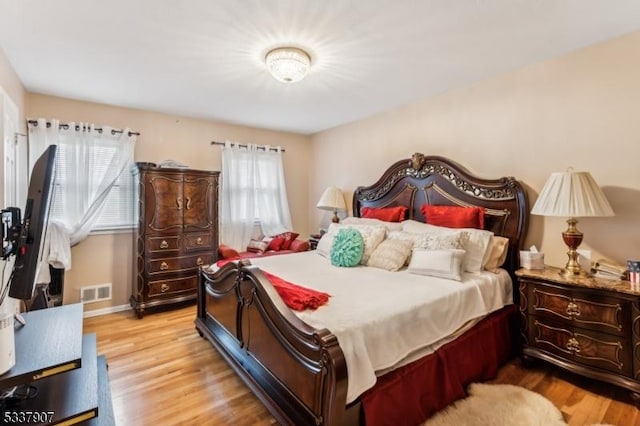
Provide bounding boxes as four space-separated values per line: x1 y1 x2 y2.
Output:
424 383 567 426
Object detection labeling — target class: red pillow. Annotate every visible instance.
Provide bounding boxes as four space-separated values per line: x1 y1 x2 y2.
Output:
267 236 286 251
279 232 299 250
361 206 408 222
219 245 240 259
420 205 485 229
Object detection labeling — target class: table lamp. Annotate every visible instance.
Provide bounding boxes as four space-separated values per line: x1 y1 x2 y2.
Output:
531 170 614 277
316 186 346 223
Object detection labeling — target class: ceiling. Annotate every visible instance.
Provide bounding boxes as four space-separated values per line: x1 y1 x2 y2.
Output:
1 1 640 135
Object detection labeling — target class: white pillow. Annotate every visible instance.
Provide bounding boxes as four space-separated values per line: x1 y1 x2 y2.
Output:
316 234 334 258
342 217 403 232
367 239 413 271
388 230 468 250
320 223 386 264
401 221 493 274
408 249 466 281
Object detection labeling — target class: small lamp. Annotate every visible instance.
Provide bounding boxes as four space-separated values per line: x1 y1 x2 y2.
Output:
317 186 346 223
531 170 614 277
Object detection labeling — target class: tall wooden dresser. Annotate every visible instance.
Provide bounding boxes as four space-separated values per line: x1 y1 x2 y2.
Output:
130 163 219 318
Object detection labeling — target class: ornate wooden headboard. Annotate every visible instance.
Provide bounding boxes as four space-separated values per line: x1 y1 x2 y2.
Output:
353 153 529 278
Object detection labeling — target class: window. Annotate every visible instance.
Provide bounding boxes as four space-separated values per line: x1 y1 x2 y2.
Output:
49 139 135 231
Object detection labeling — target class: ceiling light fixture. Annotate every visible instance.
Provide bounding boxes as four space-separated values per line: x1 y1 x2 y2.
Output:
265 47 311 83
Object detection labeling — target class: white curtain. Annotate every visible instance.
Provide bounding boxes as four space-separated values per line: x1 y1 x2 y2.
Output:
28 118 137 246
220 142 293 250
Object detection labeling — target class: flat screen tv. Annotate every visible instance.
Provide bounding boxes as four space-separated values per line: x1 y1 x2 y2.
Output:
7 145 57 301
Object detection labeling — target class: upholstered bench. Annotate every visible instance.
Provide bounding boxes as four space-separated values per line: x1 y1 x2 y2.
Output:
219 237 309 260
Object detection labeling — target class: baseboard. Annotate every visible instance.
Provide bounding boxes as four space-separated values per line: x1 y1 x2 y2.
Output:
83 304 130 318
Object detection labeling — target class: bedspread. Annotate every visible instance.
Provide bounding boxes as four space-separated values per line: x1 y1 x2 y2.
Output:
249 251 513 403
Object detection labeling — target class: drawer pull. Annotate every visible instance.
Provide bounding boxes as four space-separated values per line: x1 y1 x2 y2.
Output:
161 284 170 293
176 198 182 210
566 302 581 317
186 197 192 210
196 237 203 245
196 257 204 266
160 240 169 249
566 337 581 353
160 261 169 271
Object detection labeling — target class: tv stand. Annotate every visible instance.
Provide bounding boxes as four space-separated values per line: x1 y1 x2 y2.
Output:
0 304 113 424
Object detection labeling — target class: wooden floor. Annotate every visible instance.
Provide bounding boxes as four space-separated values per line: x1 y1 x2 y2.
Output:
84 304 639 425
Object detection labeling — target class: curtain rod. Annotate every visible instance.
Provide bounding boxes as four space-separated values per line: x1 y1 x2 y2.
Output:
27 119 140 137
210 140 285 152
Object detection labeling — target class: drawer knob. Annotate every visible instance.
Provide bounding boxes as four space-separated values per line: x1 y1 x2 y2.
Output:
566 337 581 353
160 240 169 249
161 284 170 293
160 261 169 271
566 302 581 317
196 257 204 266
196 237 203 245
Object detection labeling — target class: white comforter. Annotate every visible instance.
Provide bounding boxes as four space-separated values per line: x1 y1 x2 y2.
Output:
249 251 513 403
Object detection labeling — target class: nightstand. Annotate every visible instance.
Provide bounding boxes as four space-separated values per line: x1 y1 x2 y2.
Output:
517 266 640 400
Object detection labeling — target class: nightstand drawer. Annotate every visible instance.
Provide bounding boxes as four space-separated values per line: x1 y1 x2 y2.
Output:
530 318 632 376
527 281 629 336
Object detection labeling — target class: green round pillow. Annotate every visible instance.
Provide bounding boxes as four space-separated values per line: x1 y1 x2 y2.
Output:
330 228 364 267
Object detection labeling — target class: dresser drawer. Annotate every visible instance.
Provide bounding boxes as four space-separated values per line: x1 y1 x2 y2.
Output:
530 317 632 376
148 276 197 298
147 253 214 275
146 236 180 254
527 281 629 336
183 233 213 252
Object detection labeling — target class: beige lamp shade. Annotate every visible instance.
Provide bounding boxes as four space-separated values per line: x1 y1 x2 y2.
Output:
317 186 346 223
531 171 614 218
531 170 613 278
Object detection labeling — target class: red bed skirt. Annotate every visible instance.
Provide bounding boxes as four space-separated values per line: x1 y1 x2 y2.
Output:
360 304 517 426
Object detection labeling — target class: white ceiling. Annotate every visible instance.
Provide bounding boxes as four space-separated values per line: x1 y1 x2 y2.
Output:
1 1 640 135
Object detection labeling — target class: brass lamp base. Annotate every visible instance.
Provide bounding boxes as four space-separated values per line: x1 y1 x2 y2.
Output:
331 210 340 223
559 217 591 278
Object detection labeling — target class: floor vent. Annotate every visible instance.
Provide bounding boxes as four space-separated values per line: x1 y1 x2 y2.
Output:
80 283 112 304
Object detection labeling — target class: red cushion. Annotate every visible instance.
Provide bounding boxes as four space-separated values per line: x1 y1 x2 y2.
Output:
420 205 485 229
270 232 299 250
361 206 408 222
219 245 240 259
267 236 286 251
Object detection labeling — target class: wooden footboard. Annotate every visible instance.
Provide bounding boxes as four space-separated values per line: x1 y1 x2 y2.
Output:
195 260 359 426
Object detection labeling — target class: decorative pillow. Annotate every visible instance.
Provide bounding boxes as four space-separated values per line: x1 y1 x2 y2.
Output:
322 223 386 264
387 230 468 250
420 205 485 229
219 245 240 259
269 231 299 250
330 228 364 267
483 236 509 273
246 237 270 253
267 235 286 251
342 217 403 232
399 222 493 273
361 206 408 223
407 249 466 281
367 239 413 271
316 234 333 258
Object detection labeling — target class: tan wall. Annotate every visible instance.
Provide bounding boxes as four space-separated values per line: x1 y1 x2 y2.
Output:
27 94 313 311
311 31 640 269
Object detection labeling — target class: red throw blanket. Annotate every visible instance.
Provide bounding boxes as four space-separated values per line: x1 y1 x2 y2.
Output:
215 259 330 311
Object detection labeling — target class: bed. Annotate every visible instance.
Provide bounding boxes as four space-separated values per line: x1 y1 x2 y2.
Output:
195 153 529 425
